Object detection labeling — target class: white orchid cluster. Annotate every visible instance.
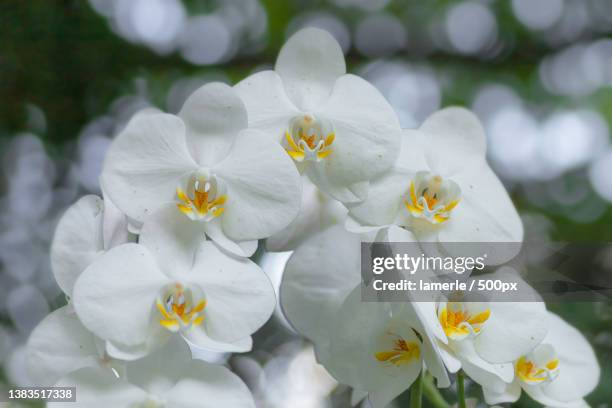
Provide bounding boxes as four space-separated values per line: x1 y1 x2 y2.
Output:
25 28 600 407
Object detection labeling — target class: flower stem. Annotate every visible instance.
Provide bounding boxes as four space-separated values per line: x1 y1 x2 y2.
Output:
410 370 424 408
423 374 451 408
457 371 467 408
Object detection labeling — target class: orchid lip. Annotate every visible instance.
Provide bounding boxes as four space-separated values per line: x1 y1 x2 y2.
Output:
155 283 206 333
284 114 335 162
404 171 461 224
438 302 491 341
176 171 227 222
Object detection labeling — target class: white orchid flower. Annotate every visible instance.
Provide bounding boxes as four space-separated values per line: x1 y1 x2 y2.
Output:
234 28 401 203
346 107 523 264
26 305 123 386
72 209 276 360
53 337 256 408
101 82 302 257
483 311 600 408
27 193 128 385
414 268 548 392
329 286 450 408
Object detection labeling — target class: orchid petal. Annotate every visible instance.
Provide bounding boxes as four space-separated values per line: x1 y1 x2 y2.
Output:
179 82 248 166
275 28 346 111
101 112 199 223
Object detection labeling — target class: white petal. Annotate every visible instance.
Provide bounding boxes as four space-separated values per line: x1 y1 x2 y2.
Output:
139 205 205 278
51 195 104 297
347 170 409 227
234 70 299 143
101 112 199 224
180 242 275 343
419 107 487 177
54 367 148 408
101 186 129 250
538 312 600 403
275 27 346 111
73 244 169 347
165 360 256 408
214 129 301 240
179 82 247 166
438 163 523 263
316 74 401 187
474 301 547 363
26 306 100 386
453 339 514 388
184 329 252 353
127 336 192 396
280 226 361 359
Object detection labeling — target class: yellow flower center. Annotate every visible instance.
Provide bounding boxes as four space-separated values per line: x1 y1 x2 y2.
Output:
284 114 334 162
155 283 206 332
404 171 460 224
176 174 226 222
375 337 421 367
516 345 560 385
438 302 490 340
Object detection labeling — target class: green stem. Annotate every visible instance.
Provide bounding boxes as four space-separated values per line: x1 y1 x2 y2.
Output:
423 374 451 408
457 371 467 408
410 370 424 408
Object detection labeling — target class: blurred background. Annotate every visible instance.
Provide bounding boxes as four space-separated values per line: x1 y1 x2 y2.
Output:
1 0 612 407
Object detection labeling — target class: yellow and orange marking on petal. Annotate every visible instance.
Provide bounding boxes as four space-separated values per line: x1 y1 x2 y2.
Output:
438 302 491 340
284 115 334 162
375 337 421 367
404 172 461 224
516 356 560 384
156 283 206 332
176 177 226 222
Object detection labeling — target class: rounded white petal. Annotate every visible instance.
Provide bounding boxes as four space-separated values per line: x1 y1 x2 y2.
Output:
165 361 255 408
316 74 401 187
26 306 100 386
280 226 361 360
73 244 169 347
438 163 523 263
234 70 300 143
474 301 547 363
275 27 346 111
101 112 199 223
419 107 487 177
181 242 275 343
179 82 248 166
54 367 148 408
51 195 104 297
214 129 301 241
139 205 205 278
535 312 600 404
